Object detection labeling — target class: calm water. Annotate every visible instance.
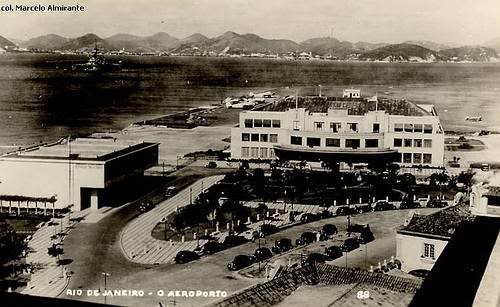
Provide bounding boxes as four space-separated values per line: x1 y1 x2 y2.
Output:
0 53 499 146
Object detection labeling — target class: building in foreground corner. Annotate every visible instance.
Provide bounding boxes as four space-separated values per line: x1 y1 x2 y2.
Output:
230 90 445 167
0 138 159 212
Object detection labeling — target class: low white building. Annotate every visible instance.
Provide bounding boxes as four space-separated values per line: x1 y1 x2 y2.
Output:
396 203 472 273
470 184 500 218
0 138 159 212
230 90 445 167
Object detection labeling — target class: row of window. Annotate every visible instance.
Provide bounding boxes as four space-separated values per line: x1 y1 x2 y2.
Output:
394 123 433 134
397 152 433 164
308 122 381 134
424 243 435 259
241 147 276 158
244 119 281 128
394 138 433 148
290 136 380 149
242 133 278 143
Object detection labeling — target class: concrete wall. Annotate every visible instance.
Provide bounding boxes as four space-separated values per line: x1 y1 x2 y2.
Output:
396 233 448 273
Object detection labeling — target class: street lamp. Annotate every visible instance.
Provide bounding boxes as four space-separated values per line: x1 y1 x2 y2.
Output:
161 217 168 241
102 272 110 305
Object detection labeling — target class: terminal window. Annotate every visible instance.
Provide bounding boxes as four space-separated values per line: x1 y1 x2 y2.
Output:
365 139 379 148
260 148 268 158
272 120 281 128
404 124 413 132
394 123 404 132
270 134 278 143
404 139 412 147
423 154 432 164
291 136 302 145
348 123 358 132
242 133 250 141
326 138 340 147
260 134 268 142
394 138 402 147
373 123 380 133
263 120 272 128
307 137 321 147
250 147 259 157
330 122 341 133
314 122 324 131
244 119 253 128
414 139 422 147
345 139 360 149
413 153 422 164
403 153 412 163
414 124 423 133
241 147 249 157
251 134 259 141
424 139 432 148
424 124 433 134
254 119 263 128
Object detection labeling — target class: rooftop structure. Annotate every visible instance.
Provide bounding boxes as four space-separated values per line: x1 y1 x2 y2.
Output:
0 138 159 211
231 89 445 167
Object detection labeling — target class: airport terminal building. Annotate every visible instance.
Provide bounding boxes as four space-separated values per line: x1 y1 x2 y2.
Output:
230 90 445 167
0 138 159 212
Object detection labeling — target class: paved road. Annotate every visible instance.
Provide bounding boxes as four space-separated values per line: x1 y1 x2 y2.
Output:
62 196 437 307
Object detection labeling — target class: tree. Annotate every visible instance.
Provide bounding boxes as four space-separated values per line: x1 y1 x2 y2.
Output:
0 220 25 265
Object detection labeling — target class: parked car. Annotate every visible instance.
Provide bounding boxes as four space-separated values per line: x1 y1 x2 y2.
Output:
206 161 217 168
400 200 421 209
174 250 200 264
427 199 448 208
138 200 154 212
318 210 333 219
304 253 328 266
300 213 320 223
260 224 280 237
223 235 248 248
347 223 369 233
296 232 317 246
241 229 260 241
408 269 431 278
254 247 273 262
202 241 224 255
341 238 360 252
372 201 395 211
272 238 293 254
227 255 254 271
324 245 343 260
336 206 358 216
357 230 375 244
356 204 372 213
321 224 338 236
164 186 176 197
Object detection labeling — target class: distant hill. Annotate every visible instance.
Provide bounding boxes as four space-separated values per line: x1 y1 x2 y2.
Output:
21 34 68 50
300 37 353 57
57 33 115 51
105 32 179 52
0 36 16 48
439 46 498 62
359 43 440 62
403 40 454 51
173 31 301 54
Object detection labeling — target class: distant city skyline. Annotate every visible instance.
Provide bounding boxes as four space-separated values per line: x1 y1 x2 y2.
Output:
0 0 499 44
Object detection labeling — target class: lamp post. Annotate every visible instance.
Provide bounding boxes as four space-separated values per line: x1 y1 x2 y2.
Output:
102 272 110 305
161 217 167 241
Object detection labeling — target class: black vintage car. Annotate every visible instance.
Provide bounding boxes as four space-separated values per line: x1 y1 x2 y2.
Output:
372 201 396 211
321 224 338 236
357 230 375 244
336 206 358 216
300 213 320 223
400 200 421 209
260 224 280 237
254 247 273 262
304 253 328 266
427 199 448 208
223 235 248 248
202 241 224 255
272 238 293 254
341 238 360 252
174 250 200 264
296 232 317 246
324 245 343 260
227 255 254 271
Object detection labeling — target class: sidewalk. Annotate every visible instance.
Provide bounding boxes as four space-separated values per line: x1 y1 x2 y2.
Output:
21 209 90 297
120 175 224 264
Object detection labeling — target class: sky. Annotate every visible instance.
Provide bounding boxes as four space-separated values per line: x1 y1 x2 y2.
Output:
0 0 499 44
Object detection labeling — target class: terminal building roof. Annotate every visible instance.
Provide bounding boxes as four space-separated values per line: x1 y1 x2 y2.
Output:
264 96 434 117
3 138 158 161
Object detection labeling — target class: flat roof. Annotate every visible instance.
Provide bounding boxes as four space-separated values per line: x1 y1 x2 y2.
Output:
3 138 158 161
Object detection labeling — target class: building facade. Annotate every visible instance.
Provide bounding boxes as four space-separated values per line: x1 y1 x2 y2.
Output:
0 138 159 211
231 98 444 166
